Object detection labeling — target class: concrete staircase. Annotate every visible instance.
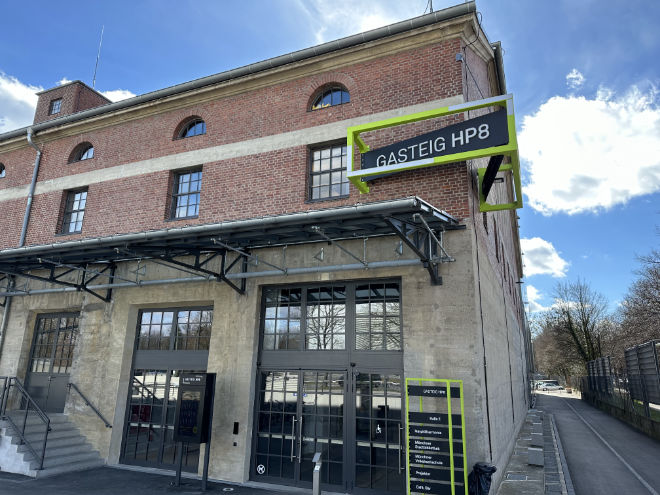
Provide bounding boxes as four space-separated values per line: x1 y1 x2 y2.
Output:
0 412 104 477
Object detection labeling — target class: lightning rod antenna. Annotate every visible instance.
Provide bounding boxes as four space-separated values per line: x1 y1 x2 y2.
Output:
93 25 104 89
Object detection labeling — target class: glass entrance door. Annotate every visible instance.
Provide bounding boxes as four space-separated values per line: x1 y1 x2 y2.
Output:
253 370 346 490
253 281 405 494
353 372 405 494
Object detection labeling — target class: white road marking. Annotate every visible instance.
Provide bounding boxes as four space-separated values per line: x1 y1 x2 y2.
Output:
563 399 659 495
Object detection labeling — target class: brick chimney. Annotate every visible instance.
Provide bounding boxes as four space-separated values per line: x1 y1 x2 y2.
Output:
33 80 111 124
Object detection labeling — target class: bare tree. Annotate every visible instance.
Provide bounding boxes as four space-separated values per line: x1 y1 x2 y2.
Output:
614 249 660 366
546 280 610 370
533 315 584 383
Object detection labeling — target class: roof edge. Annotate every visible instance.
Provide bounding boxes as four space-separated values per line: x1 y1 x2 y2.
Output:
0 1 476 143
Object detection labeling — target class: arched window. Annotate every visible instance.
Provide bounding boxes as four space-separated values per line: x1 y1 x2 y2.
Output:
0 163 5 178
311 86 350 111
69 142 94 163
177 118 206 139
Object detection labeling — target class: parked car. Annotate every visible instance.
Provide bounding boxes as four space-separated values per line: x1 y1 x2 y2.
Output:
541 380 564 391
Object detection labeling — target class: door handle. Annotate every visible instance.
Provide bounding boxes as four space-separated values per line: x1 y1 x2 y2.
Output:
298 416 303 463
290 417 297 461
398 424 404 473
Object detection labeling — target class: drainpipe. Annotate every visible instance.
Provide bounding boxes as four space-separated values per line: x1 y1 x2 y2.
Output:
21 127 42 247
0 128 41 369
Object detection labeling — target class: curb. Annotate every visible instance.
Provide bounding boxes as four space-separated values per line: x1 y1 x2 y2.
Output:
548 413 575 495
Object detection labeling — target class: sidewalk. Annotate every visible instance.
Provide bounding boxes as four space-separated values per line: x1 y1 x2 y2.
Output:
0 465 292 495
496 393 574 495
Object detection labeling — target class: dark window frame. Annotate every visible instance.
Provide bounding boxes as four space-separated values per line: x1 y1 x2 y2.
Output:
68 142 94 163
60 188 88 234
176 118 206 140
49 98 62 115
308 141 349 202
135 307 214 352
0 163 5 178
310 85 350 111
260 280 402 353
170 168 202 220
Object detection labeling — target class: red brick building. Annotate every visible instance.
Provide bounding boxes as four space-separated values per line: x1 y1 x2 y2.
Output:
0 3 529 494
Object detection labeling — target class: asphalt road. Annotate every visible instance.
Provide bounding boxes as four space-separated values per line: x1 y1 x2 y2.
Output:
537 391 660 495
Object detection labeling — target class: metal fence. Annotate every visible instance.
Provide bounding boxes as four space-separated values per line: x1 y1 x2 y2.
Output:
579 373 660 422
625 340 660 407
587 356 614 395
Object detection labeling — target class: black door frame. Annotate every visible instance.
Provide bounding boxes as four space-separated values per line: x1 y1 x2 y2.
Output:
25 312 80 413
119 306 212 472
250 279 405 494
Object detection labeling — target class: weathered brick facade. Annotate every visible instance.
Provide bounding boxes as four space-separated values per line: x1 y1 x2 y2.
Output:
33 81 111 125
0 6 529 491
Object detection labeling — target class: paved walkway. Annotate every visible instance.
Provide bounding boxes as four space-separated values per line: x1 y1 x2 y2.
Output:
496 395 571 495
542 391 660 495
497 391 660 495
3 392 658 495
0 465 290 495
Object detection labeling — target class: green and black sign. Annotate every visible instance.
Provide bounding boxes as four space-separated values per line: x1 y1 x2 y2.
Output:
361 110 508 171
405 379 467 495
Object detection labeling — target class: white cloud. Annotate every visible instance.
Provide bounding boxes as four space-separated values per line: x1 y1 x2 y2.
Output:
526 284 550 313
102 89 136 102
294 0 423 43
521 237 569 278
566 68 585 89
57 77 72 86
0 72 42 133
520 84 660 215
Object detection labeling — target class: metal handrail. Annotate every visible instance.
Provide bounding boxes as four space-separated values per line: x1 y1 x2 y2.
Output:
132 377 157 401
67 383 112 428
0 376 51 470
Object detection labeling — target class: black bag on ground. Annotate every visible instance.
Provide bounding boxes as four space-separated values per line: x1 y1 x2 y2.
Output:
468 462 497 495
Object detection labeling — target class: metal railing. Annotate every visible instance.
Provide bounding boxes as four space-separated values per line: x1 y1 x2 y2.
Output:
67 382 112 428
0 376 51 470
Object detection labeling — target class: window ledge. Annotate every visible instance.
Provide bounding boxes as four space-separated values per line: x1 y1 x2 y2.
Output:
166 215 200 222
306 195 350 204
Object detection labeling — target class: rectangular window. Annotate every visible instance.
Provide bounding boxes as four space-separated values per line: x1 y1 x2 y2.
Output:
355 283 401 351
261 281 401 352
172 169 202 219
49 98 62 115
309 144 349 200
306 286 346 350
61 189 88 234
136 308 213 351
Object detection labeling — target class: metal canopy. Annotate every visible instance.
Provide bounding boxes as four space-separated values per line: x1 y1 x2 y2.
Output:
0 197 462 300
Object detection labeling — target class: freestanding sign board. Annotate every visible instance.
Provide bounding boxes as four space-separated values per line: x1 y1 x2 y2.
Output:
173 372 216 490
405 379 467 495
174 373 215 443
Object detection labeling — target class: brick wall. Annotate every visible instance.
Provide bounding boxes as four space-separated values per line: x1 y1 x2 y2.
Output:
2 37 478 249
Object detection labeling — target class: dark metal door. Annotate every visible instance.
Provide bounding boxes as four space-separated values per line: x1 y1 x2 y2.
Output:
26 314 79 413
253 369 347 490
351 370 405 494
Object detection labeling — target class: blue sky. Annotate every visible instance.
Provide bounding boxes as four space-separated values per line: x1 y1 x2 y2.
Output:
1 0 658 314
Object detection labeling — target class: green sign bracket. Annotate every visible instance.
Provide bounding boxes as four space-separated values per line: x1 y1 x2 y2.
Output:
346 94 523 212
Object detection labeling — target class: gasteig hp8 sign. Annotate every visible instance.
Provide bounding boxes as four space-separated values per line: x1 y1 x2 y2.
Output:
360 109 508 171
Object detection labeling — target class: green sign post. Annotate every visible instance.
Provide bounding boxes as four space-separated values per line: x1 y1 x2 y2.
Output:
405 378 468 495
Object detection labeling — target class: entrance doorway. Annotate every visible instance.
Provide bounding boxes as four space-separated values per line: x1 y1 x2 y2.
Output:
251 281 405 494
26 313 79 413
119 307 213 472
